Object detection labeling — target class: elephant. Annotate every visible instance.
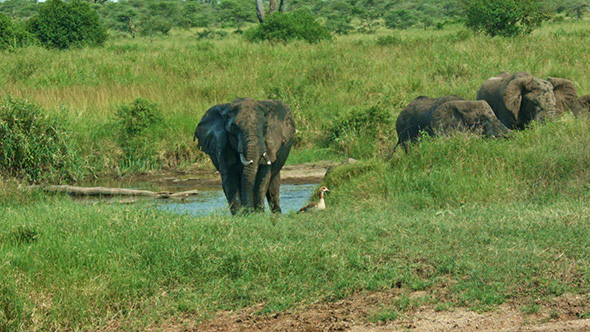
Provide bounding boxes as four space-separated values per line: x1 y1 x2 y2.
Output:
572 94 590 118
194 98 296 215
395 95 511 151
476 71 577 130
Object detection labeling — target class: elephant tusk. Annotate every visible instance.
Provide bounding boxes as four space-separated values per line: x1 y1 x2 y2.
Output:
240 153 254 166
263 152 272 165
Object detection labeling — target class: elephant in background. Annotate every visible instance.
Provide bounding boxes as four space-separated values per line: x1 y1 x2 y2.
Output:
194 98 295 215
476 71 577 130
395 95 511 151
572 95 590 118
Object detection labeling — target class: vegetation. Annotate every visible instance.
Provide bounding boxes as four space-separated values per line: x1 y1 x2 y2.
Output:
0 98 80 183
0 12 32 50
460 0 550 37
246 9 332 43
26 0 106 49
1 3 590 330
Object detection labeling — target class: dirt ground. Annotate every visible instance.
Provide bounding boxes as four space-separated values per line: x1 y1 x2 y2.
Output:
154 290 590 332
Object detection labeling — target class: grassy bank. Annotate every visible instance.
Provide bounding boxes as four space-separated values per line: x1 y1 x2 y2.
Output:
2 19 590 330
2 116 590 330
1 20 590 177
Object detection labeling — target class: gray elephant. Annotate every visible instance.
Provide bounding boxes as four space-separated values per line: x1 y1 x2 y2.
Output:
395 95 511 151
194 98 295 215
572 94 590 118
476 71 577 130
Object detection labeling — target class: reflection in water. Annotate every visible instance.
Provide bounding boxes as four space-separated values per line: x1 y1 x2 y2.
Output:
159 184 317 216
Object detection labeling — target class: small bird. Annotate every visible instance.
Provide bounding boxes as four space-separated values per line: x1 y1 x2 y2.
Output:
298 187 330 213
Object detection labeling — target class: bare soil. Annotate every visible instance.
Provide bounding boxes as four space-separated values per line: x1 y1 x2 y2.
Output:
151 290 590 332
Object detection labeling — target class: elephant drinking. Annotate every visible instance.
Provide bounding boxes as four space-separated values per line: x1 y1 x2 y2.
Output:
194 98 296 215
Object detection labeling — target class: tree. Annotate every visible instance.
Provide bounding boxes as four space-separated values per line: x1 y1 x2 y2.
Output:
26 0 107 49
460 0 550 37
255 0 286 23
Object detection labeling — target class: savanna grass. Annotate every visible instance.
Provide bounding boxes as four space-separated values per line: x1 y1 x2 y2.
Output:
1 20 590 175
2 20 590 330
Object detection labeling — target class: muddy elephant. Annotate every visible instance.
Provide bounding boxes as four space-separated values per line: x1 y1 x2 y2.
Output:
476 72 577 130
194 98 296 215
395 95 511 151
572 95 590 118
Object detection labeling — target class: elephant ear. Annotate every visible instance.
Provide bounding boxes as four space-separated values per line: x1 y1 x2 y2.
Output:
503 77 529 122
260 100 295 163
548 77 577 114
194 103 237 165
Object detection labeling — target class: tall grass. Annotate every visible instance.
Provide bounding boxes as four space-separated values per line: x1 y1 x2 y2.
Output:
2 20 590 330
1 21 590 175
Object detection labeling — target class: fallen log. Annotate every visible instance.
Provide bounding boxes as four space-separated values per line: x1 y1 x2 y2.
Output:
33 185 198 200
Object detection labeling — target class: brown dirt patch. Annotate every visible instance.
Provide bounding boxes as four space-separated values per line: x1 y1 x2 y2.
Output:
147 291 590 332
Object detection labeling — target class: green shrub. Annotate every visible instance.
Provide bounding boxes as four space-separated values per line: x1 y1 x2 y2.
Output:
114 98 164 170
459 0 550 37
0 12 34 50
326 106 394 159
0 98 80 183
245 9 332 44
26 0 107 49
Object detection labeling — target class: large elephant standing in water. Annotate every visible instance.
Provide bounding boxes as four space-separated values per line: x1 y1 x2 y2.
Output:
194 98 296 215
476 71 577 130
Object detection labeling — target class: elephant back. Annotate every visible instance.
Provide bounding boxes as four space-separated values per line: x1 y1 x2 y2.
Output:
396 95 463 146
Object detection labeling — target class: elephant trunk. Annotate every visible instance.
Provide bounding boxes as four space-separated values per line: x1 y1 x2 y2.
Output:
240 134 264 212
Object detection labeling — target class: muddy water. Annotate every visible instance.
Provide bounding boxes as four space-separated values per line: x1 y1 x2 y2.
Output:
160 183 317 216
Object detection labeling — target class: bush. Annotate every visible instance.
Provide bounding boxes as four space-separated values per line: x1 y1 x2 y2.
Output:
114 98 164 170
326 106 395 159
0 98 80 183
26 0 107 49
459 0 550 37
0 13 34 50
246 9 332 44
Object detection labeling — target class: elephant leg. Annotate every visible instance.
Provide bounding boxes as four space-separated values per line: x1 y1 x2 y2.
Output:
220 167 241 215
266 172 281 213
253 165 271 211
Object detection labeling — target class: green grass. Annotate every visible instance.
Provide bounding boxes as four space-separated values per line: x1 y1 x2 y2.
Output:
2 20 590 330
1 20 590 175
2 118 590 330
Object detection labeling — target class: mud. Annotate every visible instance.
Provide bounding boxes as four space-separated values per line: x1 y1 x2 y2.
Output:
150 291 590 332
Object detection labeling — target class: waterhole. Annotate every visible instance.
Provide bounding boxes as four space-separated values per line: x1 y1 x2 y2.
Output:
159 183 317 216
78 176 318 215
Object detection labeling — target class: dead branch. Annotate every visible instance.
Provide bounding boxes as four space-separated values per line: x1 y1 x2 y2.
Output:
32 185 198 200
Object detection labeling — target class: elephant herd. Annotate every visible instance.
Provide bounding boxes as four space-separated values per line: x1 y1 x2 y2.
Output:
396 71 587 150
194 72 590 215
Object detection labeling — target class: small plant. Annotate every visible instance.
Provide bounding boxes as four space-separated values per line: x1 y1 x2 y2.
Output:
377 35 403 46
326 105 394 158
114 98 164 170
26 0 107 49
0 98 80 183
245 9 332 44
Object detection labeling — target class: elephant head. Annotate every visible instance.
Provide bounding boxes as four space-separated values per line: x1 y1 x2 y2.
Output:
572 94 590 118
194 98 295 214
432 100 512 138
477 72 577 130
